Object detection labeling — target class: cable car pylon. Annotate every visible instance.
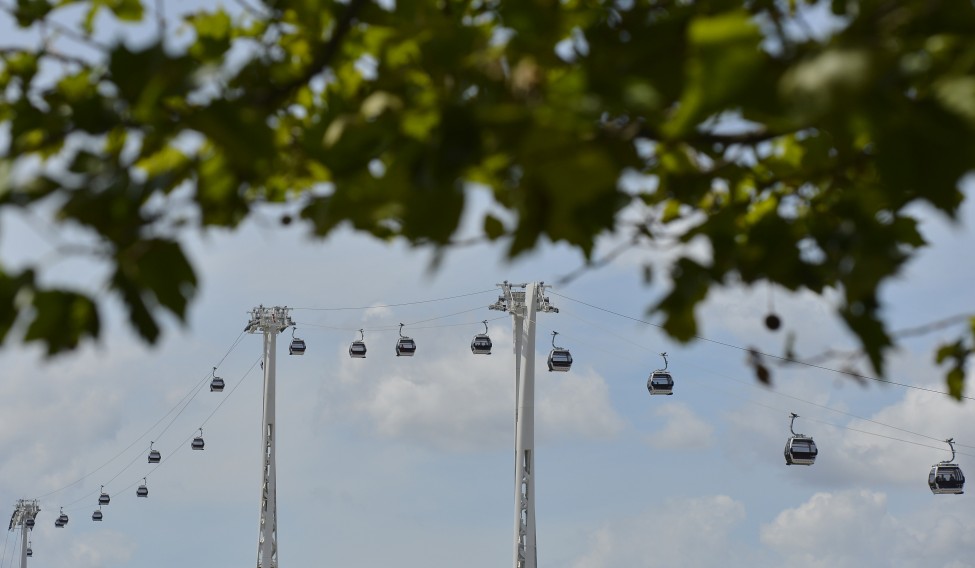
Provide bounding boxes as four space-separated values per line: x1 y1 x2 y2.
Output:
8 499 39 568
490 281 559 568
245 306 294 568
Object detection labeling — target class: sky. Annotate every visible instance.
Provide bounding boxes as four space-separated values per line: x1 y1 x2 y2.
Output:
0 182 973 568
2 3 975 568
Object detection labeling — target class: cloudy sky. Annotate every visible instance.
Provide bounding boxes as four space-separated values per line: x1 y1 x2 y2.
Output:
2 4 975 568
1 177 973 568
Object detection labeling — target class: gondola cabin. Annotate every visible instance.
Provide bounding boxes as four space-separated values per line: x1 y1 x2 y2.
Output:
191 435 205 450
289 337 306 355
148 448 161 464
98 490 110 505
647 371 674 395
396 337 416 357
547 349 572 372
350 340 367 358
26 545 31 557
24 518 34 528
471 334 492 355
57 510 68 526
210 376 225 392
784 436 818 465
137 485 149 498
929 463 965 495
92 509 103 521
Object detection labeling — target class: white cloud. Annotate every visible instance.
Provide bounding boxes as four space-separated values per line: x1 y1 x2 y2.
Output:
645 402 714 450
571 495 751 568
320 326 624 451
761 489 975 568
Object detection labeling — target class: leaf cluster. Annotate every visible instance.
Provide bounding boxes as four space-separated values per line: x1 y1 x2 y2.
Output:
0 0 973 395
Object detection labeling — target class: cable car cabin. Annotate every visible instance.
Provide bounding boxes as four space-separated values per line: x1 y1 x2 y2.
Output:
784 436 818 465
396 337 417 357
191 436 205 450
25 518 34 528
92 510 103 521
148 449 161 464
647 371 674 395
929 463 965 495
210 377 225 392
289 337 306 356
471 334 493 355
55 519 64 528
26 546 31 557
57 511 68 526
137 485 149 498
349 341 367 359
98 492 110 505
547 349 573 372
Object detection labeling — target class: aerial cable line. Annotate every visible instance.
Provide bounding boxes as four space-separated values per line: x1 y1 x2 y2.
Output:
724 393 975 458
295 314 509 333
550 291 975 402
57 355 263 513
292 288 498 311
33 330 249 502
558 307 975 456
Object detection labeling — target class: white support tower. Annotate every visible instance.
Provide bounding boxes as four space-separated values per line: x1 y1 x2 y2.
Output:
8 500 39 568
490 282 558 568
245 306 294 568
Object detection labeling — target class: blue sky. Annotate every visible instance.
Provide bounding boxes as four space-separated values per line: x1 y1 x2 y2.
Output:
1 183 973 568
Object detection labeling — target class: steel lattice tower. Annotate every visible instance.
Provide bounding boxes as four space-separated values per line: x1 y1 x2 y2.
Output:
8 500 38 568
490 282 558 568
245 306 294 568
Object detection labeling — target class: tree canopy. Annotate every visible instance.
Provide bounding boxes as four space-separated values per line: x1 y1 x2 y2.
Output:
0 0 973 396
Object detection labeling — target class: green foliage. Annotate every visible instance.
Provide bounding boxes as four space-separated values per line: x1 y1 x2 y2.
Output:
0 0 973 395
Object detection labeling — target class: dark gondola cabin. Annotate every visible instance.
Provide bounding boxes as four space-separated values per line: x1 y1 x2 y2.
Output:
647 371 674 395
289 337 306 355
210 376 225 392
92 509 103 521
929 439 964 495
98 487 110 505
396 337 416 356
26 545 31 557
784 413 817 466
57 510 68 526
137 485 149 498
929 464 965 495
547 331 572 372
395 323 416 357
350 330 367 358
547 349 572 372
471 335 493 355
471 320 492 355
148 443 161 464
350 341 367 358
785 437 818 465
192 428 205 450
